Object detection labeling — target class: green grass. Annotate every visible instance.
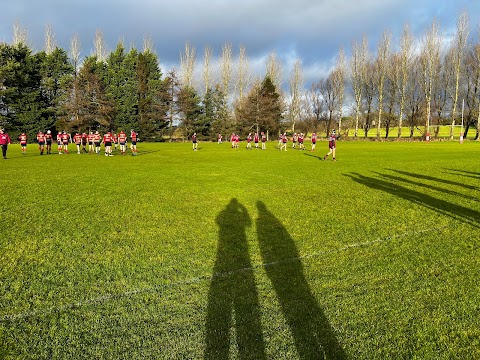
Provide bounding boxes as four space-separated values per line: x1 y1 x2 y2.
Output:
1 140 479 359
345 125 477 139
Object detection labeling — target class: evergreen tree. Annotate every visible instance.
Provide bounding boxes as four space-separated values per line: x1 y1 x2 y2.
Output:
38 47 74 133
235 75 283 135
60 55 113 132
136 50 164 140
0 43 44 139
105 44 138 132
178 85 202 138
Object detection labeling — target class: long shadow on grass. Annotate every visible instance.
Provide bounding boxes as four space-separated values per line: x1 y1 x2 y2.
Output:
444 168 480 180
387 169 479 191
204 199 266 360
345 173 480 229
303 152 323 161
256 201 346 360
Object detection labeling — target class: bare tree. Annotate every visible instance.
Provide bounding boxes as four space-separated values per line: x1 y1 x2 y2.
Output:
397 24 414 138
143 34 154 53
475 29 480 140
93 29 108 62
419 19 442 138
266 52 283 91
288 59 303 134
307 82 325 132
320 74 339 136
13 20 28 46
235 44 250 102
45 24 56 55
70 34 82 74
449 11 469 139
335 48 346 133
375 30 392 138
180 42 196 88
220 43 233 97
351 35 368 137
202 45 213 95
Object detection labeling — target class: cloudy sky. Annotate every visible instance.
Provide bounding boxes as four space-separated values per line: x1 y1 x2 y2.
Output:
1 0 480 87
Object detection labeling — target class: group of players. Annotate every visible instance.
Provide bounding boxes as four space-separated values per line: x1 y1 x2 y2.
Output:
214 130 337 160
18 130 139 156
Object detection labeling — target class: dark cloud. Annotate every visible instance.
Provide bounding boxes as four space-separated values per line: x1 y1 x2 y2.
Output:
1 0 480 86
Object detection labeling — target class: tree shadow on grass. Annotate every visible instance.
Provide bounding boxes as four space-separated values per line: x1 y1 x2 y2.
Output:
372 171 479 204
387 169 479 191
444 168 480 180
256 201 346 360
133 150 160 156
204 199 266 360
344 173 480 229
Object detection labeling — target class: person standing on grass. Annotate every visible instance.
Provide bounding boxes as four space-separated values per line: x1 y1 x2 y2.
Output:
261 131 267 150
298 133 305 150
103 131 113 156
0 128 12 159
73 132 82 154
311 132 317 151
57 132 63 154
93 131 102 154
130 130 138 155
280 132 288 151
323 129 337 161
292 133 297 149
87 131 95 154
218 133 222 144
37 131 46 155
81 132 88 153
118 130 127 155
192 132 198 151
235 133 240 148
19 132 27 154
254 132 259 149
45 130 53 154
246 133 252 149
61 131 70 154
230 133 235 148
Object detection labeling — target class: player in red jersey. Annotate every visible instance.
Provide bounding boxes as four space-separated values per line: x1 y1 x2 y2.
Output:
323 129 337 161
235 134 240 148
45 130 53 154
56 132 63 154
246 133 252 149
73 132 82 154
192 132 198 151
280 132 287 151
62 131 70 153
103 131 114 156
37 131 46 155
311 132 317 151
254 132 259 149
261 132 267 150
87 131 95 154
130 130 138 155
81 132 88 153
292 133 297 149
230 133 235 148
0 128 11 159
118 130 127 155
19 133 27 154
298 133 305 150
93 131 102 154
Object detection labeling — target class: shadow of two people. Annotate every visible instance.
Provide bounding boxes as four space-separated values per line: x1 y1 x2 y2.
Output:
204 199 345 359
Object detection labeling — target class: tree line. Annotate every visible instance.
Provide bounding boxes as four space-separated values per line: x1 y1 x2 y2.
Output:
2 11 480 141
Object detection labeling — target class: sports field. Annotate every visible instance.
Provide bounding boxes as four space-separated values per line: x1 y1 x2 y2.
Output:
0 140 479 359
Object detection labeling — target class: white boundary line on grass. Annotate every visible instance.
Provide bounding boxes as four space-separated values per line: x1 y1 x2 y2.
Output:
1 225 448 323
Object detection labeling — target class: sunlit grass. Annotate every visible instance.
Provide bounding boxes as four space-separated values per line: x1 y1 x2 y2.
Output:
1 140 479 359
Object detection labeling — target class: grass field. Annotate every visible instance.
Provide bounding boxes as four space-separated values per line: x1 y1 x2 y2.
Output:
0 140 479 359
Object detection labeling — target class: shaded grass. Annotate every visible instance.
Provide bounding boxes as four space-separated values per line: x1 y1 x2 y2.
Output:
0 140 479 359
